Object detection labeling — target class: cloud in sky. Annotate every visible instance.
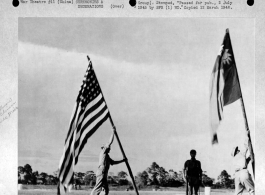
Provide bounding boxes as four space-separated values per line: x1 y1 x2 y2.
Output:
18 18 254 179
18 17 254 70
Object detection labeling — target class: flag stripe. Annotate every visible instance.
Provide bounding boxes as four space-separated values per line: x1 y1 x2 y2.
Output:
75 94 103 130
65 103 79 144
216 55 224 121
75 111 109 164
59 124 76 180
74 106 107 156
74 99 107 152
76 107 109 156
60 129 77 184
63 105 82 153
216 64 222 120
220 95 223 112
62 153 74 184
75 96 105 139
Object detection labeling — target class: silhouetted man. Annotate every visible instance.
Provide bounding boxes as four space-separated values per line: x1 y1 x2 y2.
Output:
90 126 127 195
232 130 254 195
183 150 202 195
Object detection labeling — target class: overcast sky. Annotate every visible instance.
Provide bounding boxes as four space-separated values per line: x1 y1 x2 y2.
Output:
18 18 254 180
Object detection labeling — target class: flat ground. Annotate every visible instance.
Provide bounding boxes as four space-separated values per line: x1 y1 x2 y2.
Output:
18 185 234 195
18 189 234 195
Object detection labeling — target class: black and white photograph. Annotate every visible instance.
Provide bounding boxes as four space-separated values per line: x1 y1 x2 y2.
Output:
17 18 256 195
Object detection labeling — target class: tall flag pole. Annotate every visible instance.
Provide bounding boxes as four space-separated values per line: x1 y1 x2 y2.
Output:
228 30 255 178
88 56 140 195
209 29 254 177
57 56 139 195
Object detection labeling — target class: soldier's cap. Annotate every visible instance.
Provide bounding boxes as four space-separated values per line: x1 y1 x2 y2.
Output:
101 143 110 149
231 146 239 157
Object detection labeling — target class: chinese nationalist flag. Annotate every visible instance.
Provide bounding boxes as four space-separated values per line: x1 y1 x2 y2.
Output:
209 29 242 144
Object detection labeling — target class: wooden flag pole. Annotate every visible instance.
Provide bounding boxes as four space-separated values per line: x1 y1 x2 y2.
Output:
227 29 255 178
238 96 255 178
87 56 139 195
108 116 140 195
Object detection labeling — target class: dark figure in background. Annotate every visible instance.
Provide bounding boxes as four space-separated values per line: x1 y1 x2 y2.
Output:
183 150 202 195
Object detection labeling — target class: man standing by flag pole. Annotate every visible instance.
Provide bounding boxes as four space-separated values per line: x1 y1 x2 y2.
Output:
90 126 127 195
57 56 139 195
231 130 254 195
209 29 254 178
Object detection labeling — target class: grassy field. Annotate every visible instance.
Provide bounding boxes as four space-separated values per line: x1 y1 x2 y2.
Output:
18 185 234 195
18 191 180 195
18 190 234 195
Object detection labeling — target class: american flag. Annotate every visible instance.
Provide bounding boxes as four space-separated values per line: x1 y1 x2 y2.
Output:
58 57 110 192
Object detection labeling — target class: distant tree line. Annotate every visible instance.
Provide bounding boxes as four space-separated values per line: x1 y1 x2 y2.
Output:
18 164 58 185
18 163 234 189
17 164 130 187
135 162 217 189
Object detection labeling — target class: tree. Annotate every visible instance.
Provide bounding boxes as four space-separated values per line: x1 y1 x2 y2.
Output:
115 171 128 186
202 171 214 187
84 171 95 186
18 166 24 184
46 175 57 185
168 169 178 180
24 164 33 174
74 172 85 185
136 171 149 186
46 175 52 185
157 167 168 186
147 162 171 186
18 166 24 174
31 171 39 185
23 164 33 184
18 164 38 184
147 162 160 185
86 170 95 176
167 169 183 187
118 178 129 186
39 172 48 185
117 171 128 179
213 181 222 189
217 170 233 188
107 176 118 185
52 169 59 184
146 162 186 187
177 171 185 182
